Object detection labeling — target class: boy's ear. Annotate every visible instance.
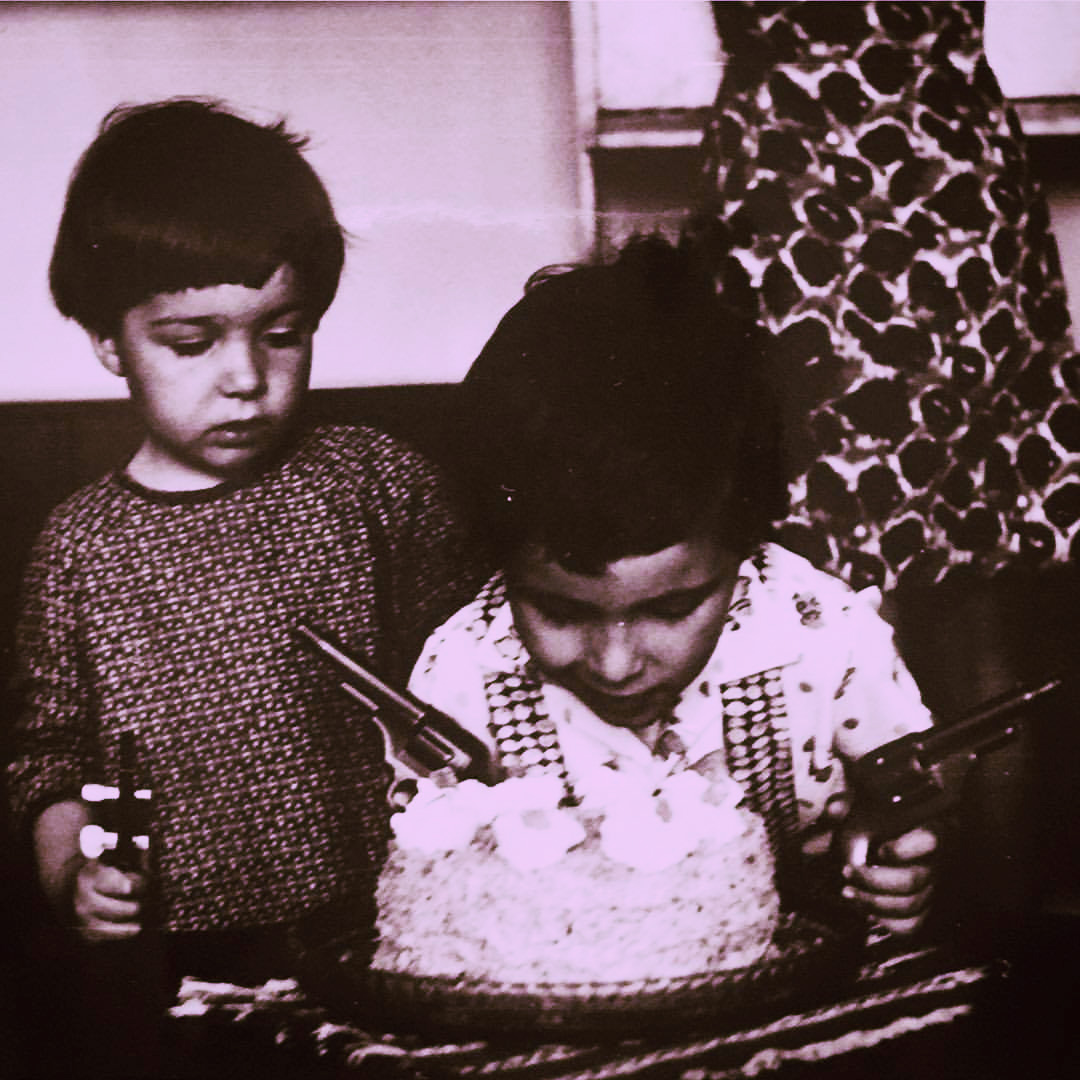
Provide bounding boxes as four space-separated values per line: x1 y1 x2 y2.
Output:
90 333 126 378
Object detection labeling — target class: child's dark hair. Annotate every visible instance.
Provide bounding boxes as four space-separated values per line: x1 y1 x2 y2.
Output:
457 235 789 574
50 98 345 338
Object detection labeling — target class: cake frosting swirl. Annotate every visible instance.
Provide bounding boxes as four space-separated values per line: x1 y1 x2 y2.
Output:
373 767 781 986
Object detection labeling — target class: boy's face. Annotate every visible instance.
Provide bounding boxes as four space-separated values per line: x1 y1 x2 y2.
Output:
91 264 313 490
506 537 742 736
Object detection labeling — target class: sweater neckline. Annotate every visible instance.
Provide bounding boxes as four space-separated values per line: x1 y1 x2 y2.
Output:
110 426 311 505
112 469 248 505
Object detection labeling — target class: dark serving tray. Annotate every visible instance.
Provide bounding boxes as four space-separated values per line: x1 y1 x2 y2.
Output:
288 908 868 1040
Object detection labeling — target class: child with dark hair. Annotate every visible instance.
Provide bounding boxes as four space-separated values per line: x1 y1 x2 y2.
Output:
6 99 477 1000
411 236 938 936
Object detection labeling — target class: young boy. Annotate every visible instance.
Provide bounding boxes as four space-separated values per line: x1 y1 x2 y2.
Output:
409 236 938 936
5 100 478 985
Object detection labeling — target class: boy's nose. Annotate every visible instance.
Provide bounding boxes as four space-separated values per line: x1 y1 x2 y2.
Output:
584 622 643 685
219 341 266 397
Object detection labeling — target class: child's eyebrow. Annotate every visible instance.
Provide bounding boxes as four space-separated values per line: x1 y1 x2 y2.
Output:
148 303 307 329
149 315 218 328
520 575 729 618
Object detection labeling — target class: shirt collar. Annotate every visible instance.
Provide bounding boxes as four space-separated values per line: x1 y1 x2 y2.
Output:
695 546 804 689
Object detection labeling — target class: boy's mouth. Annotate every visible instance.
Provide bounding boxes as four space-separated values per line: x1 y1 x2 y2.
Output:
209 418 272 446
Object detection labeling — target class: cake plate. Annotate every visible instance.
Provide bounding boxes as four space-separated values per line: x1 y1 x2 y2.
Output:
289 908 868 1040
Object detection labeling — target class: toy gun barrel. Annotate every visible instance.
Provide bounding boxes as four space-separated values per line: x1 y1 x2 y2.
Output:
112 730 139 869
911 677 1062 766
845 676 1063 865
293 621 500 801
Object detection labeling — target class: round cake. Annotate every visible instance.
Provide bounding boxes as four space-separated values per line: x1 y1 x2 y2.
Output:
373 767 780 986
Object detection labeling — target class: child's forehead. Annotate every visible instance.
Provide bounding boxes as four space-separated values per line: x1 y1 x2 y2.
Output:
130 264 304 324
508 539 742 607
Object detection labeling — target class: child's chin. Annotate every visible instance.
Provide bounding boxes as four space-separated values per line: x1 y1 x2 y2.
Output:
580 691 670 731
206 436 282 470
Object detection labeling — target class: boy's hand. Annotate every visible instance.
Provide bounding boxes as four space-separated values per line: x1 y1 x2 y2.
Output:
800 795 937 935
841 825 937 936
72 859 147 943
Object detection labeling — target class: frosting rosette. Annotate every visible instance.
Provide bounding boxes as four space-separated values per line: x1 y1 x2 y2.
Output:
593 767 752 872
389 778 493 854
391 762 754 873
391 773 586 869
374 760 779 984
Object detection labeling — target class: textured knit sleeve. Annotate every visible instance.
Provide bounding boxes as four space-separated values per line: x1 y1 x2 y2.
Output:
364 434 485 684
6 512 96 835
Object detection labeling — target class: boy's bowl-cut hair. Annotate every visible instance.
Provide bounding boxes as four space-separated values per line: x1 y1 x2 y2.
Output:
458 235 790 574
50 98 346 338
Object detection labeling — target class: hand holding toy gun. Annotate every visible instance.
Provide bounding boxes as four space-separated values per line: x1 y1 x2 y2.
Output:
80 729 151 871
843 677 1063 870
294 621 502 807
74 730 153 942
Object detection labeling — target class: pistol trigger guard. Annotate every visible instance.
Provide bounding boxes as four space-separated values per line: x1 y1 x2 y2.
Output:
387 776 419 811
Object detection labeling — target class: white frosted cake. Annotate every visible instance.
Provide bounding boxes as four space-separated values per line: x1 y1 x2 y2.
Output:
373 768 780 986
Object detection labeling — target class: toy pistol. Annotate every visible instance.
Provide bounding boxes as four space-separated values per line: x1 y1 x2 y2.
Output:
80 729 151 871
294 621 500 807
844 677 1063 867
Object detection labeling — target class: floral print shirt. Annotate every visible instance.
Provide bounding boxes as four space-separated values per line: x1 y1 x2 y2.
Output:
409 543 932 840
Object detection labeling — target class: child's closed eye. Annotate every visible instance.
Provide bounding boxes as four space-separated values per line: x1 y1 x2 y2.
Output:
530 598 592 627
263 327 309 350
168 338 214 358
637 585 718 623
639 595 710 622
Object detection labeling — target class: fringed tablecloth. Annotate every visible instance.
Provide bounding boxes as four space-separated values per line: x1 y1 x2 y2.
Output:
167 945 1004 1079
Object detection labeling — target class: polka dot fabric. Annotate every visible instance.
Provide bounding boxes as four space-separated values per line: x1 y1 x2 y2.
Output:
485 669 572 788
720 667 799 859
409 546 932 860
464 574 575 789
693 1 1080 591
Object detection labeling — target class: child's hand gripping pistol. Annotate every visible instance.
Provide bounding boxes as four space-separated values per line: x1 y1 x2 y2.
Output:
294 621 502 808
842 677 1063 869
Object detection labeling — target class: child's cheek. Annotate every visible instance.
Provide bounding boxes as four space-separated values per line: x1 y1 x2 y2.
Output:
655 617 725 680
542 627 590 672
516 614 583 674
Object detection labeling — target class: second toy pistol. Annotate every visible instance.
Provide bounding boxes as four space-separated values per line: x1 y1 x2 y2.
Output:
844 676 1063 867
294 621 500 806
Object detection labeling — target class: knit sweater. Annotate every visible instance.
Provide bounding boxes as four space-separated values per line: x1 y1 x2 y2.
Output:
6 424 479 932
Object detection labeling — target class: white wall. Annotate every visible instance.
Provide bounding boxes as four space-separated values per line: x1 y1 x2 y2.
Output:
1 1 583 401
6 1 1080 403
986 1 1080 341
984 1 1080 99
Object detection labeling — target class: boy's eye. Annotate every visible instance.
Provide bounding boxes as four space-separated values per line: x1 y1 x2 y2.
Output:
640 595 709 622
264 327 308 350
168 339 214 358
531 599 591 627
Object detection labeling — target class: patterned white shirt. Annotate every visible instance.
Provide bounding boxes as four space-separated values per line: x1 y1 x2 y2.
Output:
409 543 932 838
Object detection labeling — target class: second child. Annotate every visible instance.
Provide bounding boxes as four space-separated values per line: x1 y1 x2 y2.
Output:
409 237 938 935
6 100 479 990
